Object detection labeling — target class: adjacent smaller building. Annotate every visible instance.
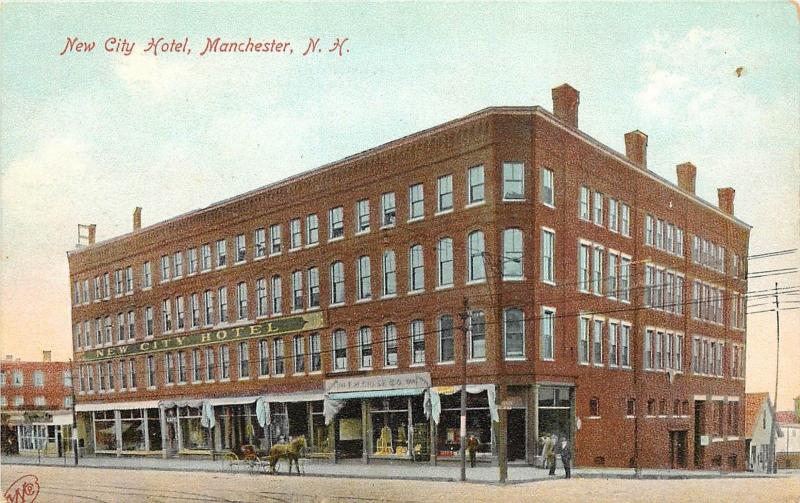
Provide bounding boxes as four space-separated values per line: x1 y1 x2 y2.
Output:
744 392 781 473
776 396 800 469
0 351 75 457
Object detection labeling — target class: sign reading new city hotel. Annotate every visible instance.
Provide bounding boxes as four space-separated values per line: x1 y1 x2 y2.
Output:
81 312 325 362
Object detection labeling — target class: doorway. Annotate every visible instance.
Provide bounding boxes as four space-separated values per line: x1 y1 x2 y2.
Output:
507 409 526 461
669 430 687 469
694 401 704 468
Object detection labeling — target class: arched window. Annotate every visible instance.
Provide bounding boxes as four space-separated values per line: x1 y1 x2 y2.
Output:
502 228 523 279
332 329 348 371
467 231 486 282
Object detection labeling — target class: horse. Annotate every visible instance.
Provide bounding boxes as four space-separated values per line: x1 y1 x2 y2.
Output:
267 435 307 475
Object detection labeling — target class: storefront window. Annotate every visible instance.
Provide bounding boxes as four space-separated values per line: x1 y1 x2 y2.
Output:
537 386 572 446
121 409 146 451
94 410 117 451
147 409 162 451
310 401 333 454
437 392 491 457
371 397 410 457
216 404 265 452
179 406 210 450
269 403 290 444
18 425 48 450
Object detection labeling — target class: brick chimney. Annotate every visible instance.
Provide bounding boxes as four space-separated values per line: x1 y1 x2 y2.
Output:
624 130 648 169
718 187 735 215
676 163 697 194
87 224 96 245
42 350 52 363
133 207 142 231
552 84 579 128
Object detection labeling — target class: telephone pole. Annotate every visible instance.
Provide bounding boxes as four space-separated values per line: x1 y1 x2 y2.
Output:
458 297 470 482
773 282 781 475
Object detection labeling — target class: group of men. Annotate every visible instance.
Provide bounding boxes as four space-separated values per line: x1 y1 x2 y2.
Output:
541 434 571 478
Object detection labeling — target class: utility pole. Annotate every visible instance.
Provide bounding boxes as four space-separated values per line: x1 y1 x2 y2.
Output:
69 359 79 466
773 282 781 475
458 297 470 482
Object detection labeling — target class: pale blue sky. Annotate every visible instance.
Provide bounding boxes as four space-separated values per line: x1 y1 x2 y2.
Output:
1 2 798 407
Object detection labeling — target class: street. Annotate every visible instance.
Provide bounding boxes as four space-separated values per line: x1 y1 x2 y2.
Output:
2 465 799 503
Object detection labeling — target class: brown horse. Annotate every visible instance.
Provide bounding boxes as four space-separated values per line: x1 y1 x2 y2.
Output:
267 435 307 475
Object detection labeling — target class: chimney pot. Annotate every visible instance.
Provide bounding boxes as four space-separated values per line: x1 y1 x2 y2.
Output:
551 83 580 128
133 207 142 231
624 130 648 169
718 187 735 215
676 162 697 194
88 224 97 245
42 350 52 363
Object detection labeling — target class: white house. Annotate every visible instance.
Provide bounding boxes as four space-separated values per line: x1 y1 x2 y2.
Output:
745 393 782 473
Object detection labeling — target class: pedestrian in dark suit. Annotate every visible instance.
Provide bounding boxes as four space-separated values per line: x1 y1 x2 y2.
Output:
560 439 571 478
466 434 479 468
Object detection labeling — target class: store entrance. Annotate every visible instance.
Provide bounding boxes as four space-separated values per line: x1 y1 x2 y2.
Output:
336 400 363 459
507 409 526 461
670 430 687 469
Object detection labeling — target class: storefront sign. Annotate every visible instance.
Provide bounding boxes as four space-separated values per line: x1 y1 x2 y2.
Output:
325 372 431 394
23 412 52 424
80 311 325 362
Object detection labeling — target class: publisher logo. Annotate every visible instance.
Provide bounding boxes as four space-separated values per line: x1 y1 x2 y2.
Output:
4 475 39 503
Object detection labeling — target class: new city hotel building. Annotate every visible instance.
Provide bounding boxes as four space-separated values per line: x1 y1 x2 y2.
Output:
68 84 749 470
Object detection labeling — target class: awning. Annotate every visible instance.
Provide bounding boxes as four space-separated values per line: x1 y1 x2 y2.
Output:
52 413 74 425
76 400 161 412
267 391 325 403
327 388 426 400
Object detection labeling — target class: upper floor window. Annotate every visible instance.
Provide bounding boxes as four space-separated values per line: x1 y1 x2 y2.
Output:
503 228 523 279
160 256 170 281
470 310 486 360
188 249 198 274
201 244 212 271
409 245 425 292
142 261 152 288
308 267 320 308
256 279 267 317
356 256 371 300
541 228 555 284
608 198 618 232
329 207 344 239
620 203 631 237
254 228 266 258
437 174 453 213
289 219 302 249
382 250 397 296
333 329 348 371
236 282 248 320
437 237 454 287
540 167 554 206
269 224 282 254
306 214 319 245
593 192 604 226
467 231 486 282
218 286 228 323
172 253 182 278
12 370 23 386
235 234 246 262
503 162 524 200
162 299 172 332
384 324 398 367
216 239 227 267
272 338 284 376
271 276 282 314
439 315 454 363
467 165 485 205
33 370 44 387
411 319 426 364
504 308 525 359
409 183 424 220
381 192 396 227
356 199 370 233
292 271 304 311
358 326 372 369
202 291 214 326
540 307 555 361
579 186 590 221
331 261 345 304
578 242 590 292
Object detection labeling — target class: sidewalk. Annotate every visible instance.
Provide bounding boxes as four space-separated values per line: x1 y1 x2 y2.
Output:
2 455 782 484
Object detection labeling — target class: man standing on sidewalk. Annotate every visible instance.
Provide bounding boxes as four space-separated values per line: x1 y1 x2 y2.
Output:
544 434 556 476
560 438 571 479
466 434 479 468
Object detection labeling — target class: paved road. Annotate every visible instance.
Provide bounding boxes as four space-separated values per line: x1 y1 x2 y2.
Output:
2 464 799 503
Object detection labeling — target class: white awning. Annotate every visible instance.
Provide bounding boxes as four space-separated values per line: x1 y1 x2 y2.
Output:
203 395 261 407
266 391 324 403
76 400 161 412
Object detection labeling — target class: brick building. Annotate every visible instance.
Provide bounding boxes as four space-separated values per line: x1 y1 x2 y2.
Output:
67 83 748 469
0 352 75 456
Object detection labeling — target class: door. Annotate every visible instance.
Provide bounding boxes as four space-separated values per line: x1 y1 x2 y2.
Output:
670 431 687 469
507 409 526 461
694 401 704 468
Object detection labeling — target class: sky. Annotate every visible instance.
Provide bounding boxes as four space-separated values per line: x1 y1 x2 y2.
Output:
1 2 798 410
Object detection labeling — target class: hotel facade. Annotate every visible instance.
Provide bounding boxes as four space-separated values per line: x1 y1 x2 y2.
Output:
67 84 749 470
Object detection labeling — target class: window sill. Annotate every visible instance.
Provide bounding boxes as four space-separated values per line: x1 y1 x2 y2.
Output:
191 381 202 385
379 224 396 231
234 261 246 267
177 382 187 386
406 216 425 224
165 383 175 387
383 365 398 370
269 252 282 258
465 201 485 209
238 377 250 382
541 280 556 286
215 265 227 271
407 289 425 296
467 358 486 364
219 378 231 383
586 416 601 420
540 358 555 362
205 379 215 384
465 279 486 286
355 298 372 304
288 247 302 253
258 375 269 380
541 202 556 209
253 254 266 262
328 236 344 243
436 361 455 366
304 242 319 249
147 386 156 390
329 369 348 374
502 198 526 203
129 387 137 392
505 357 526 362
359 367 373 371
188 271 197 276
381 293 397 300
503 276 526 282
410 363 426 368
435 284 454 291
293 372 307 377
307 306 320 311
434 209 453 216
355 230 370 236
329 302 345 309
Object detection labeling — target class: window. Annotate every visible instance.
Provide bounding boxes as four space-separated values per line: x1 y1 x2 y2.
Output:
271 276 282 314
504 308 524 359
540 307 555 360
172 252 183 279
236 282 248 319
579 186 590 220
332 330 347 371
310 333 321 372
293 336 305 373
103 272 111 297
578 316 590 364
608 198 618 232
468 231 486 282
382 250 397 296
116 269 125 292
290 219 302 249
189 294 200 328
608 322 618 367
203 291 214 326
469 311 486 360
216 239 227 267
145 307 154 336
205 348 215 381
330 262 345 304
220 345 230 379
165 353 175 384
34 396 45 407
238 342 249 378
201 244 212 271
188 248 198 274
178 351 187 383
620 256 631 302
161 298 172 332
439 315 454 363
269 224 282 254
117 313 125 342
358 327 372 369
129 359 137 389
12 370 23 386
540 167 554 206
541 228 555 284
503 162 524 200
607 252 618 298
218 286 228 323
329 207 344 239
675 334 684 371
437 238 454 287
174 296 185 330
254 228 266 258
258 340 269 376
644 329 654 370
467 165 485 205
291 271 304 311
589 397 600 417
409 183 424 220
437 174 453 212
593 192 603 226
381 192 396 227
383 324 398 367
357 256 371 300
592 245 604 296
411 319 426 364
627 399 636 417
503 228 523 279
578 243 590 292
354 199 370 234
235 234 246 262
306 214 319 245
94 276 101 299
33 371 44 387
409 245 425 292
308 267 320 308
192 349 201 382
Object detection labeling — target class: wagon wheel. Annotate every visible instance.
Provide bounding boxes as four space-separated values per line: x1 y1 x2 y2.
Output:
223 452 239 473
